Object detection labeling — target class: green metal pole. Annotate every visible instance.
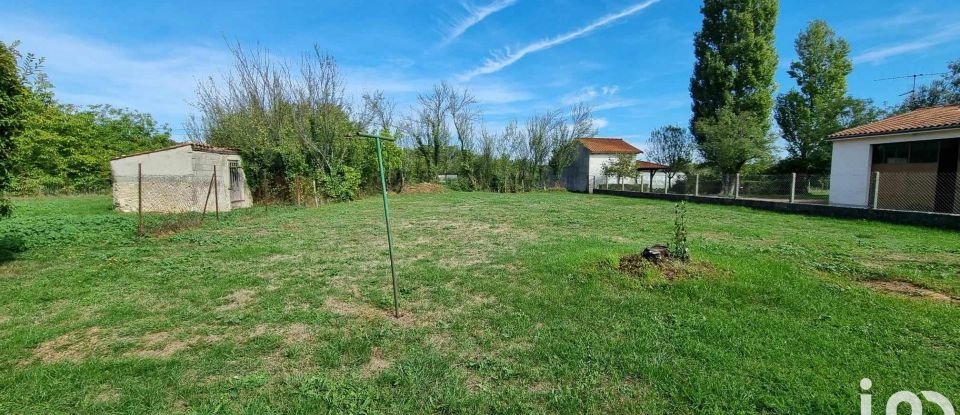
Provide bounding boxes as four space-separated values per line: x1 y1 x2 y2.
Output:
373 135 400 318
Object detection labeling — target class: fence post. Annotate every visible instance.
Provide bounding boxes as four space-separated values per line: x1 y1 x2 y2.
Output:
201 170 215 224
871 171 880 209
262 171 269 213
789 172 797 204
694 174 700 196
734 174 740 199
137 163 143 235
313 179 320 207
214 165 220 221
665 176 671 194
588 176 594 194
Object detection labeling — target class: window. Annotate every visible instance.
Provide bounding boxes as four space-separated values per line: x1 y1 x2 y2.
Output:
909 140 939 163
872 140 939 165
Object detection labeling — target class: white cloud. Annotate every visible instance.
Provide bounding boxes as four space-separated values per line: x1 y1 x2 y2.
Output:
442 0 517 46
561 85 620 105
593 117 609 130
853 29 960 64
457 0 660 81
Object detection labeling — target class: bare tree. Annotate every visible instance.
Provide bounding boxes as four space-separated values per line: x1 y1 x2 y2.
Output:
402 82 454 181
447 86 479 186
646 125 694 181
525 111 562 189
360 90 395 134
294 48 353 173
549 102 597 182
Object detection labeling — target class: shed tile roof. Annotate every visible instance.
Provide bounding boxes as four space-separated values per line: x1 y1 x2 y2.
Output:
635 160 668 170
111 143 241 160
578 138 641 154
828 105 960 139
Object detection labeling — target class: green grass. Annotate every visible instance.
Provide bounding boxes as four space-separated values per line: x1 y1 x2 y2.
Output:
0 192 958 414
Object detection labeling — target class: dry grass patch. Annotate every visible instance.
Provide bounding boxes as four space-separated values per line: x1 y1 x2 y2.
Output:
216 289 257 311
125 330 224 359
93 385 120 403
401 182 446 194
864 280 959 304
30 327 111 364
359 347 392 378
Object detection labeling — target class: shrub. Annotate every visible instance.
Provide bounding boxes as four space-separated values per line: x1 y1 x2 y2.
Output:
319 165 362 201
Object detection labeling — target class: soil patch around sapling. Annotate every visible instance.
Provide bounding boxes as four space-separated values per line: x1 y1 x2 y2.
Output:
617 253 714 281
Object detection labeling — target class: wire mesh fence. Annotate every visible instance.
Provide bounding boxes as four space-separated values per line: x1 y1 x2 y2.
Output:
591 170 960 215
113 164 226 236
870 171 960 214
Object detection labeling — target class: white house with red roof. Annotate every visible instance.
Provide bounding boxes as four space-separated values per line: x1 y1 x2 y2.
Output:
827 105 960 213
561 138 642 191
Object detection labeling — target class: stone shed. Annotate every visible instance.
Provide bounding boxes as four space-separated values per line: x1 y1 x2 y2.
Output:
110 143 253 213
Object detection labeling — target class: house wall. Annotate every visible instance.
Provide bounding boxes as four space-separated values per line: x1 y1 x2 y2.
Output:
562 146 591 191
589 154 640 187
110 146 195 213
110 146 253 213
829 128 960 207
562 146 641 191
192 151 253 210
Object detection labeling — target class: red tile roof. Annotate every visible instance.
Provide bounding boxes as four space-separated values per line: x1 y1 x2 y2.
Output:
111 143 241 160
577 138 641 154
828 105 960 139
635 160 667 170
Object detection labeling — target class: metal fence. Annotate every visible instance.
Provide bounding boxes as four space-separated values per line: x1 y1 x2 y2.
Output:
591 171 960 215
869 171 960 214
593 173 830 204
113 165 225 236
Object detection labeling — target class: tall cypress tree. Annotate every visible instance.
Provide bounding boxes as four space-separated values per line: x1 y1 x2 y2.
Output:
689 0 779 173
0 41 26 217
775 20 852 174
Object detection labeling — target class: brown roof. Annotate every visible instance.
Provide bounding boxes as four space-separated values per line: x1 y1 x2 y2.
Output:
577 137 641 154
828 105 960 139
635 160 668 170
111 143 241 160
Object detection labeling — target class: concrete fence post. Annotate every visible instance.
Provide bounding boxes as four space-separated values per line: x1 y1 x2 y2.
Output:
664 175 670 194
694 174 700 196
213 165 220 221
871 171 880 209
734 174 740 199
137 163 143 235
789 172 797 204
588 176 594 194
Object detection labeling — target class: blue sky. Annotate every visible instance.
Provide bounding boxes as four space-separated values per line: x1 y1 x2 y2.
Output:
2 0 959 152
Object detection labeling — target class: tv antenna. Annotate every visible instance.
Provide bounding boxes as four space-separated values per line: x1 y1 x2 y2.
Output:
874 73 948 105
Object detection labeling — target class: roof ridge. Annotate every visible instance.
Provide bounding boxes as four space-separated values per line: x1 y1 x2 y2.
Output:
828 105 960 139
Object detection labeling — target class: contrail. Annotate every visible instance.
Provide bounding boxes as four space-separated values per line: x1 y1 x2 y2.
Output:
458 0 660 81
442 0 518 46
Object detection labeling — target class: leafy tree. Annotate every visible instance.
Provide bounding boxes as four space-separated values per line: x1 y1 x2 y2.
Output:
690 0 778 173
0 41 26 217
602 153 637 186
646 125 694 180
695 107 772 178
774 20 852 173
840 97 885 129
895 58 960 112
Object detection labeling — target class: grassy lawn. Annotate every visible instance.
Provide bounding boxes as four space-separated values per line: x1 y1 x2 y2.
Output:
1 191 958 413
